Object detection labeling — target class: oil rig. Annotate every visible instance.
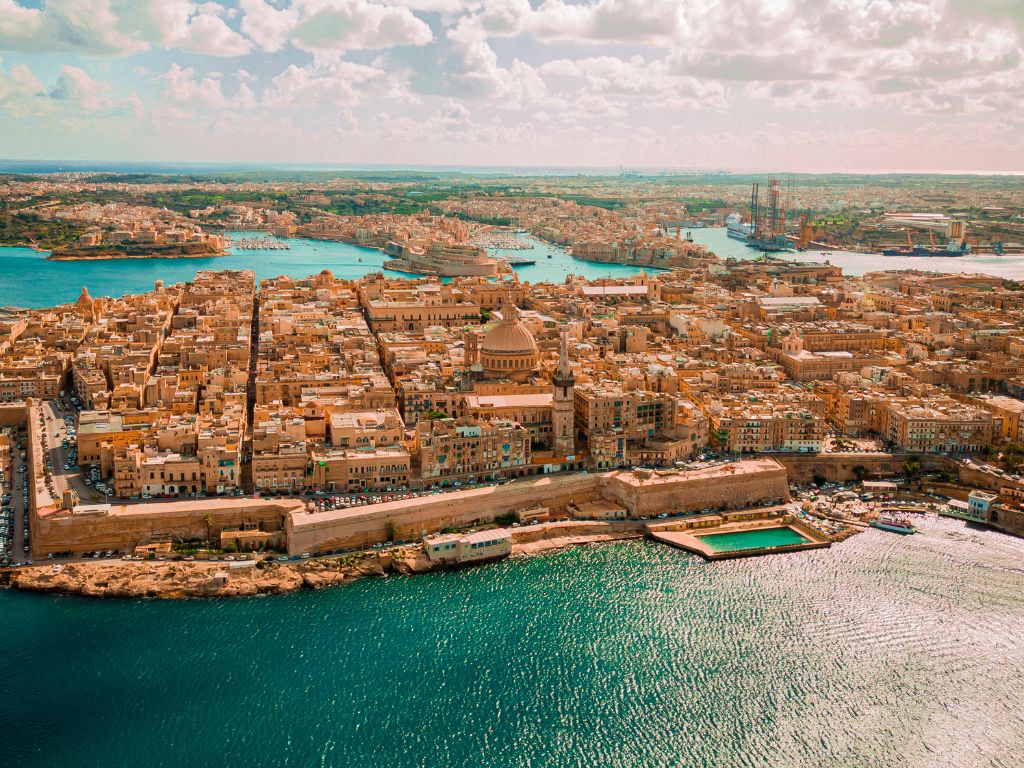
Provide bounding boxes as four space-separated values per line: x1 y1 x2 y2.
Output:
747 179 791 252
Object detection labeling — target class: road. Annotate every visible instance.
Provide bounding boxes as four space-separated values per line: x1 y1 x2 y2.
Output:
39 398 103 505
2 424 29 564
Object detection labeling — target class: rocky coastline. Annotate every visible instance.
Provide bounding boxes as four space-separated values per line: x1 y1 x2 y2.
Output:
1 527 642 600
47 247 228 261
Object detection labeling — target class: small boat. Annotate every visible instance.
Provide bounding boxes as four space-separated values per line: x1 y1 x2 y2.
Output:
871 515 916 535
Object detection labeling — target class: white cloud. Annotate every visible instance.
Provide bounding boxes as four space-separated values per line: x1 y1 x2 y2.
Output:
239 0 433 55
49 65 114 111
0 59 125 117
0 0 251 56
263 61 391 106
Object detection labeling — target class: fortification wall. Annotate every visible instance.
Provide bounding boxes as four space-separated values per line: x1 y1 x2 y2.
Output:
287 474 603 555
774 452 952 484
599 462 790 518
287 461 790 555
32 500 296 555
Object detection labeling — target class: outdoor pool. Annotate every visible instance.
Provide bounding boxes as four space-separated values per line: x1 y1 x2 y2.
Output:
696 526 811 554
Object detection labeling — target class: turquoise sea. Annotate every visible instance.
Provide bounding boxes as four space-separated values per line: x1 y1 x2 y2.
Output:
0 233 654 309
687 227 1024 279
1 516 1022 768
3 229 1023 309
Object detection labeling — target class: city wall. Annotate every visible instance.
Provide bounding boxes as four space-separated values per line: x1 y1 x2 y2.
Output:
288 473 603 555
600 461 789 518
287 460 789 555
773 452 953 484
32 499 300 556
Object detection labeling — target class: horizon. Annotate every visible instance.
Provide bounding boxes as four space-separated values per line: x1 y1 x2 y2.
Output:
3 159 1024 178
2 1 1024 173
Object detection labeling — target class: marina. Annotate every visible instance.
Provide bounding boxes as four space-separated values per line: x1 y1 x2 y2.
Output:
230 238 290 250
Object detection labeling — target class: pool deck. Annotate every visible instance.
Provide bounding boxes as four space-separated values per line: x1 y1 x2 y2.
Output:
648 518 831 561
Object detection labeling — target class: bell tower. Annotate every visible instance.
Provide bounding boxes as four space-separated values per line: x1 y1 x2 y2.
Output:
552 330 575 457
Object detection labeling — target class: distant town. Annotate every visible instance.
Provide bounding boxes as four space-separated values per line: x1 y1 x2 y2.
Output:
1 171 1024 597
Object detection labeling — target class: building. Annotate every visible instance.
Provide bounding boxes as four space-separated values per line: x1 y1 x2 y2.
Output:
551 330 575 456
423 527 513 564
415 417 531 486
479 302 539 383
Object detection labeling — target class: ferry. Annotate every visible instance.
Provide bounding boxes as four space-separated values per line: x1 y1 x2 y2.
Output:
871 515 917 535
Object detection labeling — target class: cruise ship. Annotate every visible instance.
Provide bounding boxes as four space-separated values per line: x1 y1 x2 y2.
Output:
726 213 752 242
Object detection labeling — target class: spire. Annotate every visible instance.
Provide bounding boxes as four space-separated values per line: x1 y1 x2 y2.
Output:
501 297 520 323
555 329 573 384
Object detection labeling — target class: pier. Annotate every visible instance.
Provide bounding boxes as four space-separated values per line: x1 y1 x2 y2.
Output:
232 238 290 251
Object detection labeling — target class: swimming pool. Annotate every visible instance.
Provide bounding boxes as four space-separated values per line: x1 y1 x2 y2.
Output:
696 526 811 554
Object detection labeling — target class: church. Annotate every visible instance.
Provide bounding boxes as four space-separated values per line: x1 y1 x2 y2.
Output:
461 300 576 458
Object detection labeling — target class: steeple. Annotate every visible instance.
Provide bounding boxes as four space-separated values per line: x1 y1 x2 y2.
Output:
551 329 575 457
554 329 573 385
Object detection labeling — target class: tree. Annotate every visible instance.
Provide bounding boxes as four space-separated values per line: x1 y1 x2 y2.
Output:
903 457 922 480
812 474 827 487
852 465 869 483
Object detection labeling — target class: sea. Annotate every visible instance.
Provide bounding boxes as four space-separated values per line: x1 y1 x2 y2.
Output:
0 515 1022 767
3 228 1023 310
0 233 656 309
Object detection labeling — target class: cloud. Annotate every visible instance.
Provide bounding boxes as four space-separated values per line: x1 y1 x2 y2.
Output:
0 59 123 117
263 61 393 106
239 0 433 55
0 0 251 56
49 65 114 111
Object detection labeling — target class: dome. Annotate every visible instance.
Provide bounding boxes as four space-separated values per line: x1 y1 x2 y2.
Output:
482 317 537 355
480 303 538 381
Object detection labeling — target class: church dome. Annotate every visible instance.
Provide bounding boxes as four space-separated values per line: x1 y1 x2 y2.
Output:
480 303 538 381
482 316 537 355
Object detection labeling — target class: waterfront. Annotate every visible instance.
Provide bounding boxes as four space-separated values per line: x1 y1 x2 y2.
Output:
688 227 1024 279
0 233 654 309
697 525 810 553
1 515 1022 768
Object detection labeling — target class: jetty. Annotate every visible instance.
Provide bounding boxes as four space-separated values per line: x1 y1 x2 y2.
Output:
232 238 290 251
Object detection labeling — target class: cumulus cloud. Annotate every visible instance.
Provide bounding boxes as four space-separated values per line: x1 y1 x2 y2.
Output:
239 0 433 55
3 0 1024 167
0 0 251 56
0 59 123 117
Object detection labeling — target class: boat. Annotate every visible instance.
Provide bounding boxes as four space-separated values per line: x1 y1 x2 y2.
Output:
726 213 752 242
882 246 963 258
871 515 917 534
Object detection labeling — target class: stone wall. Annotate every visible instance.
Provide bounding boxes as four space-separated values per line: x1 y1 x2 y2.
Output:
599 461 789 518
286 461 790 555
774 452 953 484
32 499 298 556
287 474 603 555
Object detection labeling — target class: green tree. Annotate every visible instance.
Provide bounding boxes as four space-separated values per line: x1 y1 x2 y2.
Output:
852 465 869 483
903 457 922 480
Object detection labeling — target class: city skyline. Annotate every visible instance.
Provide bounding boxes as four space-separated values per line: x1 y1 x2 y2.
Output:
1 0 1023 173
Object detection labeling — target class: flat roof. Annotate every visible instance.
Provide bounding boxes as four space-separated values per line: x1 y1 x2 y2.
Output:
464 393 553 408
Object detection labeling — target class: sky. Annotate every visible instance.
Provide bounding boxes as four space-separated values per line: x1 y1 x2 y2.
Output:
1 0 1023 173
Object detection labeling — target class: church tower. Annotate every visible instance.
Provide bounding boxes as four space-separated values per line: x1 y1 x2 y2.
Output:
552 330 575 457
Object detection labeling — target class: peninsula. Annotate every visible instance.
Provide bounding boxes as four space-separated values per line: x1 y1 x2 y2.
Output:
2 241 1023 599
